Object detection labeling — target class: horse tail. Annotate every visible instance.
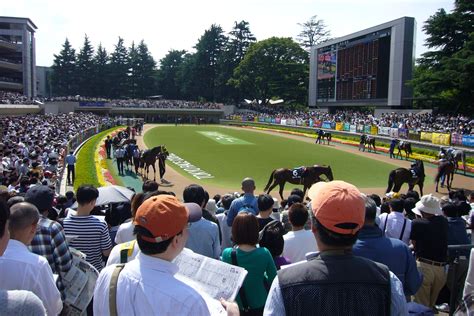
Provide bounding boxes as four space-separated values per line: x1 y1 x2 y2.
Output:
264 170 276 192
386 170 396 193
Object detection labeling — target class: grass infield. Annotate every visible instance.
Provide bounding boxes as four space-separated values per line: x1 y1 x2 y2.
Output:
144 125 398 190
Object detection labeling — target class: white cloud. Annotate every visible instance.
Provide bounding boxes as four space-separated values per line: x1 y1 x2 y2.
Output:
1 0 454 66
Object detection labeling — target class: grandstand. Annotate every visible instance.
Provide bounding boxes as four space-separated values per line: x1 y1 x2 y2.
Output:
0 17 37 98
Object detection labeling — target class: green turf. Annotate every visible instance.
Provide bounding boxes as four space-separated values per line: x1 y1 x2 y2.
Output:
144 125 400 190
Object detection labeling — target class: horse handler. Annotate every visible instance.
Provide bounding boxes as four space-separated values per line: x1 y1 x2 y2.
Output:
158 152 170 185
115 146 126 176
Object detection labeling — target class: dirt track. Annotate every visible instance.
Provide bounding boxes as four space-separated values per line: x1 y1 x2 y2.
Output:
137 124 473 201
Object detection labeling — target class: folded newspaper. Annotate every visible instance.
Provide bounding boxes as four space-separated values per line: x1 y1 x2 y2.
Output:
61 248 99 316
174 248 248 314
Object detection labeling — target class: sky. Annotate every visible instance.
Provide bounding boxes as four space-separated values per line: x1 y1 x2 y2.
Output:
2 0 454 67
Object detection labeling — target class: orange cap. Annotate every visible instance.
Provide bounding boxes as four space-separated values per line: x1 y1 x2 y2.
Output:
134 195 202 243
308 180 365 235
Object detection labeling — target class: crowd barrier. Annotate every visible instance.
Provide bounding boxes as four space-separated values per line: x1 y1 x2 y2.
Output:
230 115 474 148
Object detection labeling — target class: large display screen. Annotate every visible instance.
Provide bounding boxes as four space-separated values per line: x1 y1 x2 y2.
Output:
316 29 391 102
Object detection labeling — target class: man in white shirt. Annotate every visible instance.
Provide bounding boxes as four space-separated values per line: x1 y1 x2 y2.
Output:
282 203 318 263
0 202 62 316
93 195 210 315
378 199 412 245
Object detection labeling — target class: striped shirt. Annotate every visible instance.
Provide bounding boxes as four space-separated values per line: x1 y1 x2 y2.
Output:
63 215 112 272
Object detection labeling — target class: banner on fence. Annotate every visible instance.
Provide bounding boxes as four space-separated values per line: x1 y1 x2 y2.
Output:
408 131 421 141
344 123 350 131
280 119 287 125
350 125 357 133
389 128 399 138
420 132 432 142
322 121 332 129
378 127 390 136
451 133 463 145
335 122 343 131
432 133 451 146
370 125 378 135
275 118 281 124
462 135 474 148
398 128 408 139
363 125 371 134
356 125 364 133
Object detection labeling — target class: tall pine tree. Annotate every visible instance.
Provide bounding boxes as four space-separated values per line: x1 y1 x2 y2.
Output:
109 37 130 98
51 38 77 96
92 44 109 97
76 35 95 96
156 50 186 99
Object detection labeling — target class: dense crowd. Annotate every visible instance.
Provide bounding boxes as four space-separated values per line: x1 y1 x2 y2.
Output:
0 113 114 190
0 169 473 315
237 109 473 134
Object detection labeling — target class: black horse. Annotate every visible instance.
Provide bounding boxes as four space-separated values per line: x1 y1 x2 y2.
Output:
359 134 376 153
396 141 412 160
386 160 425 196
439 148 467 175
264 165 334 200
315 129 332 145
141 145 169 181
435 159 456 192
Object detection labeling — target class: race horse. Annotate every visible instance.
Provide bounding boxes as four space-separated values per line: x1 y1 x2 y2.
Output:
140 145 169 181
264 165 334 200
386 160 425 196
435 159 455 192
359 134 376 153
439 147 467 175
396 141 412 160
315 129 332 145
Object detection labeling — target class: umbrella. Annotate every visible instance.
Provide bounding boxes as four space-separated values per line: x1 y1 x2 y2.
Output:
70 185 134 209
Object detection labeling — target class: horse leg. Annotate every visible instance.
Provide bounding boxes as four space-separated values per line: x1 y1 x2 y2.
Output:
266 181 279 195
418 183 423 197
278 183 285 200
152 163 156 181
393 182 403 193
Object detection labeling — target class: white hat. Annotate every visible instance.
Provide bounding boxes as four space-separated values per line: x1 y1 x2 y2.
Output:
206 199 218 214
412 194 442 216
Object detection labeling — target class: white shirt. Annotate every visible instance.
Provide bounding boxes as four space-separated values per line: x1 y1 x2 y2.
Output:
114 220 135 244
216 213 233 251
0 239 62 316
94 252 210 315
282 230 318 263
378 212 412 245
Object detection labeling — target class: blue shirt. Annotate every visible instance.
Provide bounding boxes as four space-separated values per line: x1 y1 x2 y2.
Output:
65 154 76 165
447 217 471 258
185 218 220 259
263 259 408 316
226 194 259 227
353 225 422 296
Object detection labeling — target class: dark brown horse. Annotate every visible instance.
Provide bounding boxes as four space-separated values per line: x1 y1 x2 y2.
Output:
315 130 332 145
396 141 412 160
386 160 425 196
435 160 455 192
141 145 169 181
264 165 334 200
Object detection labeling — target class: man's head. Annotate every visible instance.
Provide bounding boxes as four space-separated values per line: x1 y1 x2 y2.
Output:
24 185 55 214
388 199 404 213
290 188 305 200
308 181 365 249
363 196 378 225
257 194 274 213
183 184 206 208
0 202 10 255
286 194 303 209
241 178 256 194
142 180 159 193
288 203 309 229
133 195 202 260
221 194 234 211
412 194 442 218
8 202 40 245
76 185 99 211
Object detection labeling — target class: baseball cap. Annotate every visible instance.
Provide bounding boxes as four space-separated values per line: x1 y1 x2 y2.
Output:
24 185 55 212
308 180 365 235
134 195 202 243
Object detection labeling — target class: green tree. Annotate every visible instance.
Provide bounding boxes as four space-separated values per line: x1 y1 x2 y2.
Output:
193 24 228 101
76 35 95 96
51 38 77 96
128 42 139 98
230 37 308 105
156 49 187 99
134 40 157 98
412 0 473 113
109 37 130 98
92 43 109 97
219 21 256 102
296 15 330 51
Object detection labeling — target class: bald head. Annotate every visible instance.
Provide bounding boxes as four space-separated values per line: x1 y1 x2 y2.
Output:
9 202 40 232
241 178 256 193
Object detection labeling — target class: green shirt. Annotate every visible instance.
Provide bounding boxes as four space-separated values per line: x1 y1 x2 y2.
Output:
222 247 277 309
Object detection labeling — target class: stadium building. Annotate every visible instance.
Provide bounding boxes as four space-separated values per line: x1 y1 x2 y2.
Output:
309 17 415 110
0 16 37 98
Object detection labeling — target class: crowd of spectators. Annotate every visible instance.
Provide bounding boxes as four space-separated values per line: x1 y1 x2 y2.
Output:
0 170 473 314
0 113 114 191
236 108 473 134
